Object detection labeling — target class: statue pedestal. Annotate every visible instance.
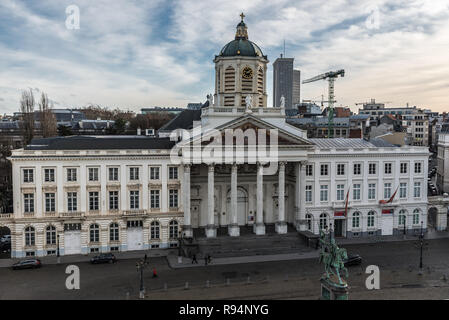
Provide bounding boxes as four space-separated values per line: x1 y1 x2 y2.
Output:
320 275 349 300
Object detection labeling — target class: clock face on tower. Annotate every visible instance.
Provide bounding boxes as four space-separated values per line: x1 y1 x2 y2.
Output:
242 67 253 79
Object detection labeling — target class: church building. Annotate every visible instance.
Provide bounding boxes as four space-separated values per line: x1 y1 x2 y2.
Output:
2 15 430 258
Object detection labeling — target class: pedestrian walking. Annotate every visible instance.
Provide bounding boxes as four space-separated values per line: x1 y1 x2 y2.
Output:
152 268 158 278
191 254 198 264
204 254 208 266
144 254 147 263
207 254 212 264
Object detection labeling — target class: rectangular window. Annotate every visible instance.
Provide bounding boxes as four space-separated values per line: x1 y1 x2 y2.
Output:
368 183 376 200
400 163 408 174
67 192 77 212
320 164 329 176
24 193 34 213
384 163 392 174
414 182 421 198
169 167 178 180
353 184 361 200
88 168 99 182
67 168 77 182
400 183 407 199
353 163 361 175
89 192 99 211
169 189 178 208
23 169 34 183
414 162 422 174
337 164 345 176
336 184 345 201
369 163 376 175
129 167 139 181
109 167 119 181
320 185 328 202
150 167 160 180
44 169 55 182
130 191 139 209
305 185 312 202
306 165 313 177
45 193 56 212
384 183 392 199
109 191 119 210
150 190 160 209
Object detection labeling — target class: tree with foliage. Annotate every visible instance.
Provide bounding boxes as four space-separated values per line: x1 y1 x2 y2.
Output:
58 124 73 136
19 89 35 145
129 112 175 131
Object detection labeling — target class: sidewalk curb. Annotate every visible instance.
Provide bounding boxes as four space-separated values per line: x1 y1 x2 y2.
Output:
166 251 320 269
0 249 176 268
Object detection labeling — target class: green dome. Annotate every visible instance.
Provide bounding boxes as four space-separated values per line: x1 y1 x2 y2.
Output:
219 39 264 57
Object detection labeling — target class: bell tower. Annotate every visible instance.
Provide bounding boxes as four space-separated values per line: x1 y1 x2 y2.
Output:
214 14 269 108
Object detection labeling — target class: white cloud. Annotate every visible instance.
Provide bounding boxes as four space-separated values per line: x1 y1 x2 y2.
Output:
0 0 448 113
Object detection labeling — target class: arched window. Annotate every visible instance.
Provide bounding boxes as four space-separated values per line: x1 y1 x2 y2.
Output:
224 66 236 93
257 67 264 107
305 214 313 231
399 209 407 226
46 225 56 245
25 226 35 246
319 213 328 231
367 211 376 228
150 221 160 240
413 209 420 225
352 212 361 228
110 223 119 242
169 220 179 239
90 224 100 243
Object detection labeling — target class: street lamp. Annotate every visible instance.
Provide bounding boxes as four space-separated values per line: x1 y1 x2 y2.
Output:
56 234 60 264
136 260 145 299
419 221 424 273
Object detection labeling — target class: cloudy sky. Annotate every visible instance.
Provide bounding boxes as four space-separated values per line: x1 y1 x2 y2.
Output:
0 0 448 114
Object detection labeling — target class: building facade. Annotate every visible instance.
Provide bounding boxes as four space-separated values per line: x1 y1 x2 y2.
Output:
272 56 301 109
0 15 432 258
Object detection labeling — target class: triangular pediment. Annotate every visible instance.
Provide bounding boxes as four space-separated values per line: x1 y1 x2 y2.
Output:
210 114 313 147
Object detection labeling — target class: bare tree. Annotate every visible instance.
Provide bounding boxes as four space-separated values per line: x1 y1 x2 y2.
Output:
39 92 57 138
19 89 35 145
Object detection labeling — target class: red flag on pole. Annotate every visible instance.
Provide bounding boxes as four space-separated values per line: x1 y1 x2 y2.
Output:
344 187 350 217
379 186 399 204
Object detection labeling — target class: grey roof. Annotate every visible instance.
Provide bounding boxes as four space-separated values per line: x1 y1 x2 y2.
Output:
25 136 175 150
287 117 349 126
158 109 201 132
309 138 396 149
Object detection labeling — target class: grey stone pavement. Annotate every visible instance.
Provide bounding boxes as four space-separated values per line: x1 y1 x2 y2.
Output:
1 230 448 269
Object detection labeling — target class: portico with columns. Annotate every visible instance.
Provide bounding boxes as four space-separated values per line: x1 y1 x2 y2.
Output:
178 112 313 238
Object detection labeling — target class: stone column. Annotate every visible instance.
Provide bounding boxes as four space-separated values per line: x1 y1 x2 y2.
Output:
299 161 307 231
183 164 192 238
228 164 240 236
206 164 216 238
295 162 300 230
276 162 287 234
254 163 265 235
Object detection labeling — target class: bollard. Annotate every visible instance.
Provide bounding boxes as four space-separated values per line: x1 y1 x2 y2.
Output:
206 280 210 288
184 281 189 290
226 278 230 286
164 283 167 291
126 292 130 300
442 274 448 282
246 276 251 285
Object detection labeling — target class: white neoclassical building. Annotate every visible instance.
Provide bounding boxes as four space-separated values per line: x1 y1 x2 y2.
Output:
1 15 432 258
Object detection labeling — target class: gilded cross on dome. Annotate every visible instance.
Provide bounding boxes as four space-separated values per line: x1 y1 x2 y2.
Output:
240 12 245 21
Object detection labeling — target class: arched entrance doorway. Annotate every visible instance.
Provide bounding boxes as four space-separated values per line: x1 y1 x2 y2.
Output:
0 226 11 259
226 187 248 226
